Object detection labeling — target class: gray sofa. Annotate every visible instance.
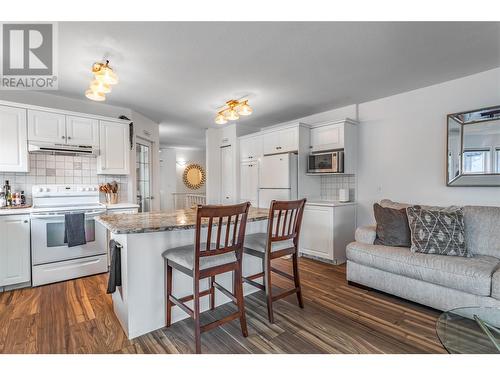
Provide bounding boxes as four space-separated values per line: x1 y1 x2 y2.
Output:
346 201 500 311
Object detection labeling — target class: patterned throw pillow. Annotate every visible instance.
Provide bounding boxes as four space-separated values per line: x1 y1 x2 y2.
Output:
406 205 469 257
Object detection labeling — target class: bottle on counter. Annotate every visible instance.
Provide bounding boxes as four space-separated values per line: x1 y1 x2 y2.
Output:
20 191 26 205
13 192 21 206
0 192 5 208
3 180 11 207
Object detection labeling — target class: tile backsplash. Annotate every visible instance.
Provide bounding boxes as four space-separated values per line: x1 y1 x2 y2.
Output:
0 154 129 204
320 174 356 201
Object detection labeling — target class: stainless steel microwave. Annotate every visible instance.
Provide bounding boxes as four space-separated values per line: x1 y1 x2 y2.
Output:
308 151 344 173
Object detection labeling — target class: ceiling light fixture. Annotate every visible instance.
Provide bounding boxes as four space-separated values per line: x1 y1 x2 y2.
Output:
85 60 119 101
214 99 253 124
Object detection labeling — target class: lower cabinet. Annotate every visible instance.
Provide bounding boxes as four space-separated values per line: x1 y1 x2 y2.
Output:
299 204 356 264
0 215 31 287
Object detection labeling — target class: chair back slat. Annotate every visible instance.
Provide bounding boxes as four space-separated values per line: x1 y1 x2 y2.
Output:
266 199 307 250
194 202 251 271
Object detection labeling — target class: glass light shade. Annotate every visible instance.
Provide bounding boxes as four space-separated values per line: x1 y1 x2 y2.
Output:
85 88 106 102
95 66 119 85
237 102 253 116
90 79 111 94
215 113 228 125
226 109 239 121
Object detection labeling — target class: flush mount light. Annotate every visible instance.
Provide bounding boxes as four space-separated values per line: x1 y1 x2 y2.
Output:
85 60 119 101
214 99 253 124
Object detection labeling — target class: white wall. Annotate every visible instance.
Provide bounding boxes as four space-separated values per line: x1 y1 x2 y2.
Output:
159 147 206 210
356 68 500 226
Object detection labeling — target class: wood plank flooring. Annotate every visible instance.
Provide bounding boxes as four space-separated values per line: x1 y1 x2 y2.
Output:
0 258 446 354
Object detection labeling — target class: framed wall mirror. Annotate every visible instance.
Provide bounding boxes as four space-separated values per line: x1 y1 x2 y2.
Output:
447 105 500 186
183 164 206 189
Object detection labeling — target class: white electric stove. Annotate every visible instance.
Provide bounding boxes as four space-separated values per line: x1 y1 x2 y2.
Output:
30 185 108 286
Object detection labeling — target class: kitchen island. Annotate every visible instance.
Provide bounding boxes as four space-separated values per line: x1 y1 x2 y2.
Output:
96 207 269 339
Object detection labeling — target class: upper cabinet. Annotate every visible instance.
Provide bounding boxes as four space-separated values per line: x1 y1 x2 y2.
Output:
262 126 298 155
66 116 99 147
239 135 262 162
97 120 130 175
28 110 66 144
28 110 99 147
310 123 344 152
0 105 28 172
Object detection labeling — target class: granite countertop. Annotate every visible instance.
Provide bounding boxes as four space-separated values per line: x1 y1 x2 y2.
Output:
105 202 140 209
96 207 270 234
0 206 33 216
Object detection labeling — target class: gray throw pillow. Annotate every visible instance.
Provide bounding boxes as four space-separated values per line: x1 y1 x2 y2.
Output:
373 203 411 247
406 205 469 257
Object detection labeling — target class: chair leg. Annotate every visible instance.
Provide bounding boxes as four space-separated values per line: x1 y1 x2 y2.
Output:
264 256 274 323
193 277 201 354
292 251 304 308
209 276 215 310
234 264 248 337
165 261 173 327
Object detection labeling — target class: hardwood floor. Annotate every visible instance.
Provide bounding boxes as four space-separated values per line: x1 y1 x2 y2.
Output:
0 258 446 354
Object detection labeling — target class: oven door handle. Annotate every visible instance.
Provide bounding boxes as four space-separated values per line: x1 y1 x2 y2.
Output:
31 210 106 220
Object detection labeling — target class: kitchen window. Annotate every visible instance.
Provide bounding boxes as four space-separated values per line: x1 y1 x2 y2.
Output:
463 149 491 174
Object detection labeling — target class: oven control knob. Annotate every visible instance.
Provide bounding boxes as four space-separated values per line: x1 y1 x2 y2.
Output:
82 187 88 192
39 187 44 192
92 187 97 191
45 188 50 192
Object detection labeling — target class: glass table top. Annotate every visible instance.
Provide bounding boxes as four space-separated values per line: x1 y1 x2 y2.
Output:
436 307 500 354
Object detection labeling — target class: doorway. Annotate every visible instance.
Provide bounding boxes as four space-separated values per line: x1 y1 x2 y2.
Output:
136 138 153 212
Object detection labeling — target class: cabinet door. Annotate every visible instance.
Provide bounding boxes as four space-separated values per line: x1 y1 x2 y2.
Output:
66 116 99 146
28 110 66 143
299 205 334 260
311 124 344 152
240 162 258 205
280 127 299 153
239 136 262 162
263 127 298 155
0 105 28 172
0 215 31 287
97 121 130 175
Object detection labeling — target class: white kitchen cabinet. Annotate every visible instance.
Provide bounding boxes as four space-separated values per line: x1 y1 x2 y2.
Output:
28 109 66 144
299 203 356 264
262 126 298 155
310 123 344 152
239 135 262 162
240 161 259 207
98 120 130 175
0 215 31 287
66 115 99 146
0 105 28 172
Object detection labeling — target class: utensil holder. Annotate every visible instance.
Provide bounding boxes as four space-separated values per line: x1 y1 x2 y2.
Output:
106 193 118 204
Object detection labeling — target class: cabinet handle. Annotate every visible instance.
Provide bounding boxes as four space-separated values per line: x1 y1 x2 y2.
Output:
24 220 28 223
61 136 66 139
67 136 72 140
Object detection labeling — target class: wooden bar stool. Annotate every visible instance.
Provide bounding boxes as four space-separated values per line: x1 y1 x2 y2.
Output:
243 199 306 323
162 202 251 354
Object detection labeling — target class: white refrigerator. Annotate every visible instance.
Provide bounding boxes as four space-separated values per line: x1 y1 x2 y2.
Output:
258 153 298 208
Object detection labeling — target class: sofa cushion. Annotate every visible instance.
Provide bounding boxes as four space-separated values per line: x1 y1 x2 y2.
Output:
373 203 411 247
244 232 294 253
406 205 469 257
463 206 500 258
346 242 499 296
162 243 237 270
355 225 376 245
492 269 500 300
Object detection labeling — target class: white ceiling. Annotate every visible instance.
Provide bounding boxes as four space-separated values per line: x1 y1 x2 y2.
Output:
55 22 500 148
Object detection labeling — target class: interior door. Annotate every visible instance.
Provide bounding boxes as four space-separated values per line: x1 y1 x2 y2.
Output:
136 138 153 212
220 145 234 204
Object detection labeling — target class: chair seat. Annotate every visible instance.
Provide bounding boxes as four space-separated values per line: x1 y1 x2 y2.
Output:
162 243 237 270
244 232 295 253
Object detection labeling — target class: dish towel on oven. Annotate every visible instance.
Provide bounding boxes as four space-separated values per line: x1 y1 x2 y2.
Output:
64 212 87 247
107 239 122 294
